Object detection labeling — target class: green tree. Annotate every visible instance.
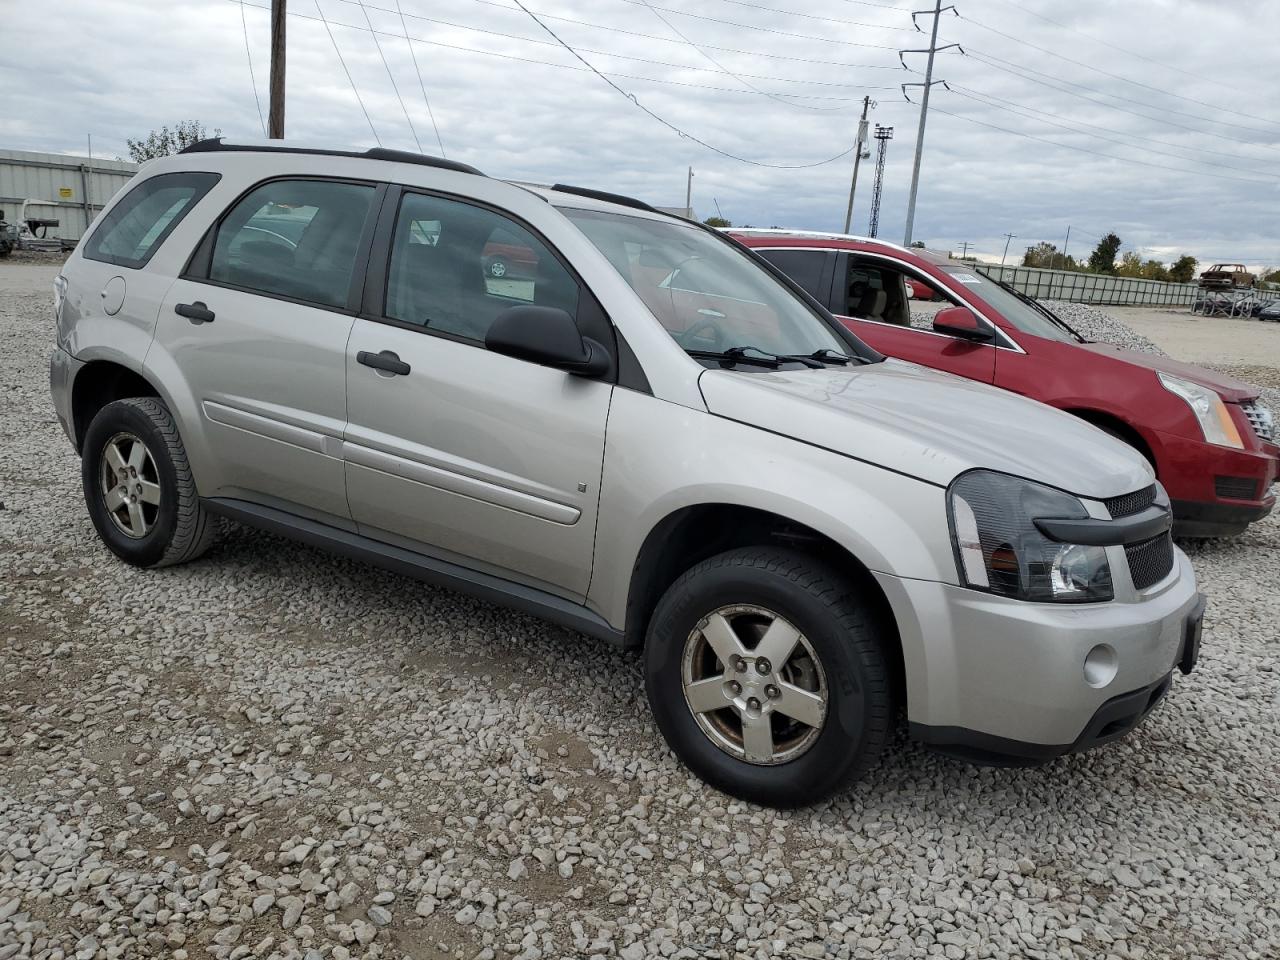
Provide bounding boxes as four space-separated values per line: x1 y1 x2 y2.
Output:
1022 242 1078 271
909 240 926 248
1087 232 1122 274
1168 254 1198 283
127 121 220 162
702 216 732 228
1141 259 1171 282
1262 267 1280 285
1115 250 1144 277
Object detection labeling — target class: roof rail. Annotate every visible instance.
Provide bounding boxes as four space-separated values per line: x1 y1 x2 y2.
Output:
178 138 484 176
550 183 656 213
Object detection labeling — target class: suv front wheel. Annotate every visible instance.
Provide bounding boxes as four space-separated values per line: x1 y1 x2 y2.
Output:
645 547 893 807
81 397 216 568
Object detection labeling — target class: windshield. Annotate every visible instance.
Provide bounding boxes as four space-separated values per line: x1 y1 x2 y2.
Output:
940 266 1079 344
561 207 856 361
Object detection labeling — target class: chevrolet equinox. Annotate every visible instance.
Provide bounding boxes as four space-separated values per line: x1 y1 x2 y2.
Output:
49 141 1205 806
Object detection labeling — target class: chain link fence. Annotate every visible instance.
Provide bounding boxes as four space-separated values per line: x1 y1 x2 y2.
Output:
973 263 1280 308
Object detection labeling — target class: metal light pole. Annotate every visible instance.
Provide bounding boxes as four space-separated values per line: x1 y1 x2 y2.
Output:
1061 225 1071 269
843 96 873 234
685 166 694 219
868 125 894 239
269 0 286 138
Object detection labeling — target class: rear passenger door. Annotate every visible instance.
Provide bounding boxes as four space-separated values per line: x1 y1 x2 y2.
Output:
154 177 382 523
343 188 613 600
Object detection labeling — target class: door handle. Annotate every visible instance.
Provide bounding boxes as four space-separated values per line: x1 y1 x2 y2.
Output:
175 301 215 324
357 350 411 376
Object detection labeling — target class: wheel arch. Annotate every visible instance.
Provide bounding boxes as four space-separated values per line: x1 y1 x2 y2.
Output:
623 502 906 703
70 359 162 452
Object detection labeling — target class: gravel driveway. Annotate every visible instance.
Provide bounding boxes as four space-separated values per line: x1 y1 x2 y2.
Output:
3 263 1278 960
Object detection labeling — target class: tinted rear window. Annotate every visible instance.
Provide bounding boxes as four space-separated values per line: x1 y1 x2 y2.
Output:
83 172 220 269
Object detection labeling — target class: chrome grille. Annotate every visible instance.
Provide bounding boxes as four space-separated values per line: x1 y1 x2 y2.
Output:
1241 400 1275 443
1105 485 1156 519
1126 533 1175 591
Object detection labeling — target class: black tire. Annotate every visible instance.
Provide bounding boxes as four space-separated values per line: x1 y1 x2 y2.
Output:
81 397 216 568
644 547 893 808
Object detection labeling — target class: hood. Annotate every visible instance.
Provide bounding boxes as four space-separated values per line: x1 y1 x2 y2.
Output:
1078 343 1257 402
699 359 1153 498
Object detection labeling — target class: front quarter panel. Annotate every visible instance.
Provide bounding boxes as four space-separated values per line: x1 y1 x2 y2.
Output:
588 387 956 631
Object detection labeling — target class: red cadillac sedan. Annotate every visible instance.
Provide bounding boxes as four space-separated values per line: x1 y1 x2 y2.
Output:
732 229 1277 537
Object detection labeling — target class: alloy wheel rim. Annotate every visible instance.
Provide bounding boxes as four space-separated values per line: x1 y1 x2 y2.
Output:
680 604 828 765
98 432 161 539
490 260 506 277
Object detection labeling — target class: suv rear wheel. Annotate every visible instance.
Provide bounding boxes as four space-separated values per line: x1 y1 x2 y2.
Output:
644 547 892 807
82 397 216 568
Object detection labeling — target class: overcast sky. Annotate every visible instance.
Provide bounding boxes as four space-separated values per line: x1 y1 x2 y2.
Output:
3 0 1277 268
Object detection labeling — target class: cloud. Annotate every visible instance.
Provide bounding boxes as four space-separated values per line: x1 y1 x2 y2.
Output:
2 0 1276 268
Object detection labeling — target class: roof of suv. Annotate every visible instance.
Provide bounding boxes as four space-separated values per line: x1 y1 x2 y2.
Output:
729 228 957 265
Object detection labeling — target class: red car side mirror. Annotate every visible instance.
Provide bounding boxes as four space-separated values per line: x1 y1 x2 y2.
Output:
933 306 994 343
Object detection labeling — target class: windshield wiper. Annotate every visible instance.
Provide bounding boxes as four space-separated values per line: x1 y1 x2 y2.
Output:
686 347 782 369
787 348 864 366
999 280 1087 342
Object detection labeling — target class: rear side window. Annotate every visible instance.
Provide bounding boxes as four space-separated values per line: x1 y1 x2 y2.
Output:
83 172 219 269
209 179 376 309
758 249 832 302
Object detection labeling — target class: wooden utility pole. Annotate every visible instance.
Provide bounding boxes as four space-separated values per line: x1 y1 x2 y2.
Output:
842 96 872 234
269 0 287 139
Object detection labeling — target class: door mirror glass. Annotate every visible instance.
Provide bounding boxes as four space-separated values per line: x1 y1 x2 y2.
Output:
933 306 994 342
485 305 611 376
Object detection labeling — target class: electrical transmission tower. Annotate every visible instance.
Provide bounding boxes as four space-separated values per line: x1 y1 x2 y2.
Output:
868 125 894 239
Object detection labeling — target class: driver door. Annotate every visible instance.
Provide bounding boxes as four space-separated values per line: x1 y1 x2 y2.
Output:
343 188 613 599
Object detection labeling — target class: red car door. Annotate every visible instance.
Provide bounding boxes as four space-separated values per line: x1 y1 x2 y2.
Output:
833 253 995 383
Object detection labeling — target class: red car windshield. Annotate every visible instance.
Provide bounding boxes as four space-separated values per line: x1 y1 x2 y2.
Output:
939 266 1079 344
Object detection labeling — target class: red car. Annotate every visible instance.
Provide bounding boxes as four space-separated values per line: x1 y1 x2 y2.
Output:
733 230 1278 537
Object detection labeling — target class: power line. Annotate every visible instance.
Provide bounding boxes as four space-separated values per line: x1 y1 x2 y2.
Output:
981 0 1242 93
929 104 1277 185
947 87 1279 179
945 80 1272 167
328 0 908 73
393 0 445 156
951 12 1280 131
634 0 844 113
312 0 381 144
229 1 898 103
619 0 916 33
955 48 1276 150
239 0 268 136
355 0 422 151
508 0 860 169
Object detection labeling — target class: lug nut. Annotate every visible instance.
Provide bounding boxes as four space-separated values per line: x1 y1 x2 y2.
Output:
130 495 137 503
755 659 771 675
733 657 747 673
765 685 780 699
747 697 761 712
728 680 741 695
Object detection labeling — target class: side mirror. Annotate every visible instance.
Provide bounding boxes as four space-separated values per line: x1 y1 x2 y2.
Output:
932 306 994 343
485 305 611 377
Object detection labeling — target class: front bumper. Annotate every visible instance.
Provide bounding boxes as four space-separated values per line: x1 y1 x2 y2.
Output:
49 345 83 448
1154 427 1276 536
874 547 1202 760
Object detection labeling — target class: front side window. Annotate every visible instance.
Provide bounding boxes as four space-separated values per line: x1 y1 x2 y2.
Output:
385 193 579 340
84 172 219 269
561 208 854 360
210 179 376 308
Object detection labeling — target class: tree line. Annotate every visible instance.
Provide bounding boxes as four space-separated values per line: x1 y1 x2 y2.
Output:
1022 233 1280 286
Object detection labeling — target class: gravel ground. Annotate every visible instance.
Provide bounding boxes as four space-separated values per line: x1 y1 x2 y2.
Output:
3 263 1279 960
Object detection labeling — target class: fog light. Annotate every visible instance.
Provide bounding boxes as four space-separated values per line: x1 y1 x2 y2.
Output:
1084 644 1118 689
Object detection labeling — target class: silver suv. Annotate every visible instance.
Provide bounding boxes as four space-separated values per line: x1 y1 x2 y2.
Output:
50 141 1205 806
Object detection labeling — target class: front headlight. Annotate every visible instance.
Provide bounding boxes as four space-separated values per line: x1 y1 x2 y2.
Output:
1158 372 1243 449
948 470 1113 603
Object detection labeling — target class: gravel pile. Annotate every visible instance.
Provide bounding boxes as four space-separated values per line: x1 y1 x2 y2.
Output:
3 263 1280 960
1038 301 1168 355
